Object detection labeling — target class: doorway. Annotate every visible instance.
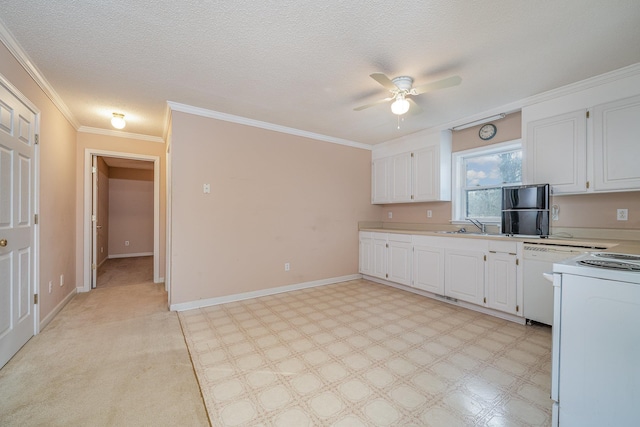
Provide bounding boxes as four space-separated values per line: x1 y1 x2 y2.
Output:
82 149 160 293
94 156 155 288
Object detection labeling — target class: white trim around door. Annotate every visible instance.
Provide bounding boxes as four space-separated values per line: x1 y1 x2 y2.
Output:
82 149 161 292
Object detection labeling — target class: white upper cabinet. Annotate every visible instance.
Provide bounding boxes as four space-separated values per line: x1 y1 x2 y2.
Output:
522 69 640 195
390 152 413 203
371 130 452 204
592 94 640 191
413 144 451 202
525 110 588 194
371 157 390 203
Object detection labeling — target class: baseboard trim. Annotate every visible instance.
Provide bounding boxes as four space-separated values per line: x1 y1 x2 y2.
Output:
108 252 153 259
170 274 361 312
39 287 77 331
362 275 526 325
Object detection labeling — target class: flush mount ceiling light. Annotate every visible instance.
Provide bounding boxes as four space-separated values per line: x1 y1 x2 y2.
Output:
111 113 126 129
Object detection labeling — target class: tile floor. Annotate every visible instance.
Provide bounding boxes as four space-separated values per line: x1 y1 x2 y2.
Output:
179 279 552 426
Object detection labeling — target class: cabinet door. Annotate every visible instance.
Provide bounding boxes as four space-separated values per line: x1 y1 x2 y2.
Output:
390 152 412 202
593 94 640 191
412 146 439 202
372 234 388 279
387 238 412 286
372 157 390 204
445 248 485 305
413 244 445 294
359 233 373 275
487 252 518 314
525 110 587 194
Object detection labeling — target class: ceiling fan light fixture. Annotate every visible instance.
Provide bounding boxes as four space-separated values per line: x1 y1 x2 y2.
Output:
391 97 410 115
111 113 126 129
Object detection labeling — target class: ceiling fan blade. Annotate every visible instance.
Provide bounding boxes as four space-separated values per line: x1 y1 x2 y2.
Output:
412 75 462 95
408 98 423 115
369 73 398 90
353 97 394 111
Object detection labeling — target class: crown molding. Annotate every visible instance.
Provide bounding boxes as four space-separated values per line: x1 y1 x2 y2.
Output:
167 101 372 151
78 126 165 143
439 62 640 132
0 18 80 129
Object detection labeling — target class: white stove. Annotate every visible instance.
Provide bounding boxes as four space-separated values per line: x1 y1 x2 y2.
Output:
551 251 640 426
553 251 640 283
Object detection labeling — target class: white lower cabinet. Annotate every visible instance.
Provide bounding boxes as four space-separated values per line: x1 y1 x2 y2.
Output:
359 232 412 285
360 231 523 320
487 252 518 314
372 234 388 279
412 236 445 295
358 232 374 276
445 243 486 306
387 234 413 286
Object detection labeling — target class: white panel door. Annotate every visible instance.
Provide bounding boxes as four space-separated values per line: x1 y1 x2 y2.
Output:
371 157 390 204
525 110 587 194
390 152 412 203
0 81 37 369
372 234 387 279
445 248 485 305
592 94 640 191
413 244 445 294
486 252 517 314
413 146 438 202
387 237 412 286
358 233 373 275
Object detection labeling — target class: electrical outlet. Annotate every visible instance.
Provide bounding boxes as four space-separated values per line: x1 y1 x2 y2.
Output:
617 209 628 221
427 210 432 218
48 281 52 293
552 205 559 221
388 211 393 219
125 240 130 246
284 263 290 272
203 183 211 194
60 274 64 287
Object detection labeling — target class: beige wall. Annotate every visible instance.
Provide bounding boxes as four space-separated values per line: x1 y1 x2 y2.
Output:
108 168 154 257
75 133 166 284
378 110 640 232
0 43 77 320
169 111 380 304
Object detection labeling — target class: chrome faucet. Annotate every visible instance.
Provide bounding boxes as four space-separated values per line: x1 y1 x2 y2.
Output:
466 218 486 233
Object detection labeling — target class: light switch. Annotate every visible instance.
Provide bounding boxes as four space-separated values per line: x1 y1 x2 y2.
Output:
203 183 211 194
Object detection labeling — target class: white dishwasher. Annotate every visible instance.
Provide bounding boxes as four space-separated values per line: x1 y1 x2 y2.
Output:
523 242 598 325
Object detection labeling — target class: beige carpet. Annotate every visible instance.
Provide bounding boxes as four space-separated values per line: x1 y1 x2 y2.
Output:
0 278 209 425
180 279 552 426
97 256 154 288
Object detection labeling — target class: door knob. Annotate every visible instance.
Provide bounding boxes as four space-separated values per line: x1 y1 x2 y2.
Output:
0 239 7 247
96 225 103 229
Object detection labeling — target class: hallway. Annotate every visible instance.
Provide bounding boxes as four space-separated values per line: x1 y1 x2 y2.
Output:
0 279 209 426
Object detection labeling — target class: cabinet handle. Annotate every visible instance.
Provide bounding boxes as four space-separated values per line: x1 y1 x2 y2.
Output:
586 181 590 189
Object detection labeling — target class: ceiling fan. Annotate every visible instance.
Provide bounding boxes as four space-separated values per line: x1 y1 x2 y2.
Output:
354 73 462 116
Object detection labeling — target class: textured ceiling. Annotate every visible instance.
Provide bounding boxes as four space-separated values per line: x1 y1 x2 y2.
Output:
0 0 639 144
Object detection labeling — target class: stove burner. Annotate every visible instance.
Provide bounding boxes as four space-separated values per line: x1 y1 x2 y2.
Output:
591 252 640 262
578 259 640 271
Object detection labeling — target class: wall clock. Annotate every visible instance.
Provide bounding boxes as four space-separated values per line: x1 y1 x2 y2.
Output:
479 123 497 140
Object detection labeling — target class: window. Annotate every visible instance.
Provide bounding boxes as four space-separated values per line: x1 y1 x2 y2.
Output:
452 140 522 223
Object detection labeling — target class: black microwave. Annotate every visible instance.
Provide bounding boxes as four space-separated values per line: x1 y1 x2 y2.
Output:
502 184 549 210
501 184 550 236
